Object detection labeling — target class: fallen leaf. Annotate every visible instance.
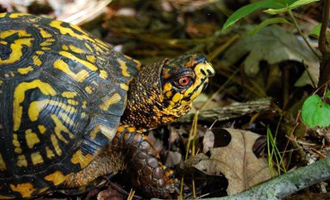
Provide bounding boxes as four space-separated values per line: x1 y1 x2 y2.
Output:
193 128 274 195
222 25 319 86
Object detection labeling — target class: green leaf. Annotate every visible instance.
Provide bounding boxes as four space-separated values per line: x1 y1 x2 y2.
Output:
264 0 321 15
222 0 282 31
249 17 291 36
325 91 330 98
302 95 330 127
309 23 321 37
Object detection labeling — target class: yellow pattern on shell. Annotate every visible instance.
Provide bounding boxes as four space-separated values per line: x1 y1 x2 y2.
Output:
12 134 22 154
51 114 74 144
13 80 56 131
0 30 34 65
99 93 121 111
0 153 7 171
17 66 34 74
90 124 114 140
117 59 131 77
62 91 78 98
59 51 98 71
28 99 77 122
44 171 73 186
50 134 62 156
120 83 129 91
10 183 37 198
31 152 43 165
17 155 28 167
53 59 89 82
71 150 94 168
25 129 40 149
38 125 46 134
45 146 55 159
49 20 93 42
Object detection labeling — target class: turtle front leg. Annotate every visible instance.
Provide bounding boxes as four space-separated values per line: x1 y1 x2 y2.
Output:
111 125 179 198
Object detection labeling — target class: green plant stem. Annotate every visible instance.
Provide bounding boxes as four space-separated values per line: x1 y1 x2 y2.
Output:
288 10 321 60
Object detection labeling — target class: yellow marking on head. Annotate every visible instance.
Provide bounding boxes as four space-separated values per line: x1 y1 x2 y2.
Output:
10 183 37 198
163 83 172 92
0 13 6 18
45 146 55 159
31 152 43 165
0 41 7 45
32 55 42 66
59 51 98 71
38 125 46 134
0 30 33 65
166 91 172 98
67 99 79 105
13 80 57 130
44 171 72 186
172 93 183 103
89 124 114 140
86 55 96 63
99 93 121 111
71 150 94 168
28 99 76 122
50 134 62 156
12 134 22 154
25 129 40 149
62 91 78 98
51 114 74 143
69 45 85 53
120 83 129 91
117 59 131 77
0 153 7 171
182 62 209 101
99 70 108 79
85 86 93 94
54 59 89 82
17 66 34 74
17 155 28 167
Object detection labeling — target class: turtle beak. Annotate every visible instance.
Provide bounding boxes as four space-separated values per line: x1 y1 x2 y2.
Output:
204 62 215 77
194 54 215 77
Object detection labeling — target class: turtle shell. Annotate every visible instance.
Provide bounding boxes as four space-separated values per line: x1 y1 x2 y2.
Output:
0 12 140 198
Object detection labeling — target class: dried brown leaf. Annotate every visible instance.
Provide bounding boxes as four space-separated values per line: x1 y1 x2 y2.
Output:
193 128 274 195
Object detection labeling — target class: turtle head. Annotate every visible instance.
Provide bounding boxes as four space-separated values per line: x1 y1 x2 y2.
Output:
121 54 215 129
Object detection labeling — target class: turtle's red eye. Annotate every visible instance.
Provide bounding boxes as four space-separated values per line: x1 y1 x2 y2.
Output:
178 76 191 86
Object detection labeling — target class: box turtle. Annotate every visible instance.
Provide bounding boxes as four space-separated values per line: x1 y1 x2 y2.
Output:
0 12 215 199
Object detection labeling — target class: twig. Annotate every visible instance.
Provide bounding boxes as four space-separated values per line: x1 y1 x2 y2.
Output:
319 0 330 55
288 10 321 60
153 157 330 200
